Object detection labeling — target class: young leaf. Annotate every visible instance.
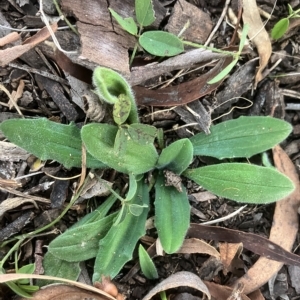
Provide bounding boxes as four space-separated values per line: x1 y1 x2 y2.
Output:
113 94 132 125
127 123 157 145
238 23 249 53
155 172 190 253
183 163 295 204
135 0 155 27
82 123 158 174
93 67 138 124
207 57 238 84
47 213 117 262
156 138 193 174
287 4 294 15
138 244 158 279
0 118 105 169
93 179 149 281
139 31 184 57
271 18 289 39
108 8 138 35
190 116 292 159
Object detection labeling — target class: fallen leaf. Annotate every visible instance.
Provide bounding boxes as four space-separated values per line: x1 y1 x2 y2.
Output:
242 0 272 86
0 23 58 67
177 238 220 258
0 32 20 46
0 197 37 219
219 243 243 276
142 271 211 300
134 57 233 106
188 224 300 268
234 145 300 294
204 281 250 300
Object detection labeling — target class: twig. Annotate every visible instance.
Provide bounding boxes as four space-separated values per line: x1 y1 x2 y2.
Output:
8 62 69 85
204 0 231 46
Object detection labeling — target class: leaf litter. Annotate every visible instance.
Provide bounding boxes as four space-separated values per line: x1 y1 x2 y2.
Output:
0 0 300 299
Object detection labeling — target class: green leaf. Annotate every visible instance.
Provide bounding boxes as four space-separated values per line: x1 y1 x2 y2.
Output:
127 123 157 145
135 0 155 27
18 264 35 275
183 163 295 204
92 67 138 124
139 31 184 57
207 58 238 84
155 172 190 253
16 264 35 284
47 213 117 262
5 281 33 298
238 23 249 53
190 116 292 159
287 4 294 16
39 252 80 287
113 94 132 125
271 18 289 39
156 138 193 174
129 203 148 216
70 192 118 229
126 173 138 201
0 118 105 169
108 8 138 35
17 284 39 293
82 123 158 174
138 244 158 279
93 179 149 281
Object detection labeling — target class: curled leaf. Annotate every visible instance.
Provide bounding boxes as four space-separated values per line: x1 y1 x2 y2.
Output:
142 271 211 300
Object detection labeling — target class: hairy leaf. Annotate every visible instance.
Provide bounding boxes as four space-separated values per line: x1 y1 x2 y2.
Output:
39 252 80 287
0 118 105 169
113 94 131 125
82 123 158 174
155 172 190 253
156 138 193 174
190 116 292 159
48 213 117 262
139 31 184 57
93 179 149 281
92 67 138 124
183 163 295 204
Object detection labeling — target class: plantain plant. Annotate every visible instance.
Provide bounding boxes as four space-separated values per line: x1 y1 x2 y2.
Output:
0 67 294 285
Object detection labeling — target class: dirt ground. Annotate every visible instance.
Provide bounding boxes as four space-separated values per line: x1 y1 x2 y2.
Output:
0 0 300 299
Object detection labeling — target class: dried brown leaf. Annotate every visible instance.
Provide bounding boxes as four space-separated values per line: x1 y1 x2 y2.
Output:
219 243 243 276
234 145 300 294
134 57 233 106
242 0 271 86
0 23 58 67
142 271 211 300
0 197 37 219
0 32 20 46
177 238 220 258
204 281 250 300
